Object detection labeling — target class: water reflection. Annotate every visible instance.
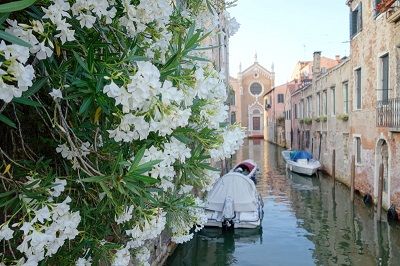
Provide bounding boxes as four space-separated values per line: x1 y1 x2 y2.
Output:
166 140 400 266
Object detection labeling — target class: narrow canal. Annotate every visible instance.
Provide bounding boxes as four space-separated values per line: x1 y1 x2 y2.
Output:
166 140 400 266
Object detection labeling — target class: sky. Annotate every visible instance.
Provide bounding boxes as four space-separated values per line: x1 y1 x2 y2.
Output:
228 0 350 85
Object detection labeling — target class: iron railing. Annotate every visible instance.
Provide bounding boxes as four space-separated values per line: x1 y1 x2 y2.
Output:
376 98 400 128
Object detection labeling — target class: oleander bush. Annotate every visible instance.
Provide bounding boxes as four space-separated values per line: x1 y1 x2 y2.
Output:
0 0 242 265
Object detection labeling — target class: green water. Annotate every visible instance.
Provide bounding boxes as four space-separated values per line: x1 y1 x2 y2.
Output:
166 140 400 266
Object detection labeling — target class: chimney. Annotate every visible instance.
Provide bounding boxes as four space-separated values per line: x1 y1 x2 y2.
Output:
313 51 321 76
335 55 340 62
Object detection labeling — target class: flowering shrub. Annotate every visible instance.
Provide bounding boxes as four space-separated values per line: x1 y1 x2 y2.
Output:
0 0 242 265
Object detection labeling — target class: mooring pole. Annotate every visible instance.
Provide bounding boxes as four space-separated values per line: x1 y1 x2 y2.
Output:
332 149 336 182
351 155 355 202
377 163 384 221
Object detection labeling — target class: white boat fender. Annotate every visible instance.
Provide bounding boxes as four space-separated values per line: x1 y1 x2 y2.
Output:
222 196 235 220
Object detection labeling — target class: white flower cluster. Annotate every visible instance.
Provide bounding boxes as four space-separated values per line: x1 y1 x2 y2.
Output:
115 205 134 225
11 196 81 266
141 138 191 192
199 101 229 129
0 41 34 103
42 0 75 44
110 211 165 266
224 11 240 37
71 0 116 29
170 199 208 244
119 0 173 62
134 247 150 266
76 256 92 266
210 127 246 160
56 142 91 169
195 66 227 101
105 61 190 142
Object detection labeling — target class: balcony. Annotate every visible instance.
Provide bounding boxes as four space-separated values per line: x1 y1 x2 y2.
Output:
376 0 400 22
376 98 400 130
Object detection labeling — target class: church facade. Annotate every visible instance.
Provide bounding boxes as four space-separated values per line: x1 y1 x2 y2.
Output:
229 57 275 138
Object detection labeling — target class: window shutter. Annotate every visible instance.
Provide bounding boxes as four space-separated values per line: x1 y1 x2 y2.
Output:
358 2 363 31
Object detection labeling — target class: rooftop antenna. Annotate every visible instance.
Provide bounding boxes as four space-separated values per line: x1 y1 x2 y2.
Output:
254 52 258 63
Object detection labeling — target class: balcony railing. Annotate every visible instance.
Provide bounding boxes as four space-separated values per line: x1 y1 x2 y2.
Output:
376 98 400 128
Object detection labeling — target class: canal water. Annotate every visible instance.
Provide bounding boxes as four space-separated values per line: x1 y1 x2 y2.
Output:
166 140 400 266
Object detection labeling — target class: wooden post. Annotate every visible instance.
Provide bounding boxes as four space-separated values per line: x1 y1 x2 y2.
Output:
377 163 384 221
332 149 336 182
351 155 355 202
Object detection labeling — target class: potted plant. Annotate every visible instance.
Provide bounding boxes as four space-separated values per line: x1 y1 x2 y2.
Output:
321 116 327 122
376 0 396 13
338 113 349 121
299 119 304 124
314 117 321 122
304 118 313 125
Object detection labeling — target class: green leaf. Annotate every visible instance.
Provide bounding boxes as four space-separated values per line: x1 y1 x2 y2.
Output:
22 77 48 97
73 51 90 73
13 97 42 107
0 190 15 198
124 174 159 185
131 146 146 168
0 114 16 128
0 13 10 25
0 30 31 47
79 97 93 115
81 175 110 183
0 0 36 13
124 181 141 196
0 195 17 208
134 160 162 175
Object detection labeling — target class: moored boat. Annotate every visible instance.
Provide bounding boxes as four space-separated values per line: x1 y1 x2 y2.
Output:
204 160 263 229
282 150 321 176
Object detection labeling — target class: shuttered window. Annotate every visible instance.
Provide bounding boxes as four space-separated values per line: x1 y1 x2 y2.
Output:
381 54 389 104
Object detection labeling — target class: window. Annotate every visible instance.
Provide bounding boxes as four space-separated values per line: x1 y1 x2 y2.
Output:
230 112 236 124
343 82 349 114
305 130 310 148
323 90 327 116
300 100 304 119
306 96 312 118
250 82 262 96
277 94 284 103
294 104 298 119
317 92 321 116
355 68 362 109
380 54 389 104
350 3 362 38
331 86 336 115
355 137 361 164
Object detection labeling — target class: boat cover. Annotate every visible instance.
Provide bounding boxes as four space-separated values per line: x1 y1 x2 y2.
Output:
290 150 313 161
206 172 258 212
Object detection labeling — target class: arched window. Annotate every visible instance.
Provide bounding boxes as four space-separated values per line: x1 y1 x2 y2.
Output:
250 82 262 96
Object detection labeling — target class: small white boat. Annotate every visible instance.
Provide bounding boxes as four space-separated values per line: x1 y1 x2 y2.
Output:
282 150 321 176
204 160 263 229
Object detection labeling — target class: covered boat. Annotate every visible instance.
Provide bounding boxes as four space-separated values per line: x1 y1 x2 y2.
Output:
204 160 263 229
282 150 321 176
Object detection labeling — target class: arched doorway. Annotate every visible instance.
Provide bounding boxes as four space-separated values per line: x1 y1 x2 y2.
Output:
375 139 390 208
248 106 263 136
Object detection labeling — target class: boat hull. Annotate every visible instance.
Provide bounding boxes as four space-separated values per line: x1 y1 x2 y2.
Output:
282 150 321 176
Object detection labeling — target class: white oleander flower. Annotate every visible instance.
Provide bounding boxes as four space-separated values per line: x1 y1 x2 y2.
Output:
0 223 14 241
49 89 63 100
112 247 131 266
115 205 134 224
76 256 92 266
49 178 67 198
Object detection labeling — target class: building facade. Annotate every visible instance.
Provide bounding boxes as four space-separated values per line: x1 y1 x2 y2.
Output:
229 57 275 137
286 0 400 212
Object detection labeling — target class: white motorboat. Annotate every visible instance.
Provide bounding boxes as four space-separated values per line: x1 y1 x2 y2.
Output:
204 160 263 229
282 150 321 176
